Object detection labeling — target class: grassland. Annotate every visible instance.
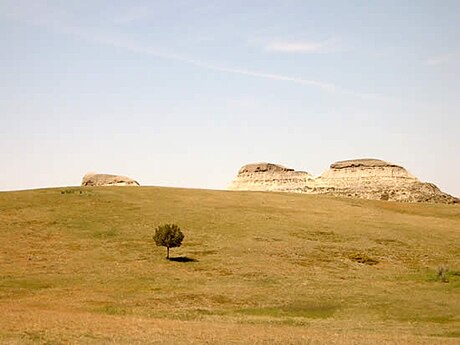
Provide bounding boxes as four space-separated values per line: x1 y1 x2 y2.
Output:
0 186 459 344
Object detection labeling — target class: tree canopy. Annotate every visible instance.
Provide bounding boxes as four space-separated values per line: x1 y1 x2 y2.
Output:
153 224 184 259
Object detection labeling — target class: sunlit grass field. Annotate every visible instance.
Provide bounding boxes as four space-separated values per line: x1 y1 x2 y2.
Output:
0 186 459 344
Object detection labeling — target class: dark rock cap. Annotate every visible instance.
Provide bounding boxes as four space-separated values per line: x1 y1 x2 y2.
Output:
238 162 294 174
330 158 403 169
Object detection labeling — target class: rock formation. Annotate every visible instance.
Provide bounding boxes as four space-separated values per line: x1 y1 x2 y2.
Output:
229 159 458 204
229 163 312 192
81 173 140 187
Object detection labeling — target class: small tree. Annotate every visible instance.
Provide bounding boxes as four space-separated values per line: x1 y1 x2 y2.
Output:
153 224 184 259
437 265 449 283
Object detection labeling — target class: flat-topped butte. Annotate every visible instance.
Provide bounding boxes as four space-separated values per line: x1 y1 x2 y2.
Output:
229 158 458 204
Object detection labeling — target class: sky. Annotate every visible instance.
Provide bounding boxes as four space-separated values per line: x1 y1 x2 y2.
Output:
0 0 459 196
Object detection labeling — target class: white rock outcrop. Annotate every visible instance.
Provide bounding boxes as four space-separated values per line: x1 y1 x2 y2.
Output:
229 159 458 204
229 163 312 192
81 173 140 187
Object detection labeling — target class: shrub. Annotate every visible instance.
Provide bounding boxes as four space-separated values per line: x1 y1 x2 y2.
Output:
348 253 379 265
153 224 184 260
437 265 449 283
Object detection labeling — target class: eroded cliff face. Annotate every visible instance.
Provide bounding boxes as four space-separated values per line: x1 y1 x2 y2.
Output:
229 159 458 204
229 162 312 192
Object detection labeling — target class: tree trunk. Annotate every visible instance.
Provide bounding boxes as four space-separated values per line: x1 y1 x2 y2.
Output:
166 247 170 260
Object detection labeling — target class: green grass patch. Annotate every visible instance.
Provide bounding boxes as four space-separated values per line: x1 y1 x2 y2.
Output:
441 331 460 338
239 303 337 319
0 277 52 292
93 303 128 316
91 228 119 239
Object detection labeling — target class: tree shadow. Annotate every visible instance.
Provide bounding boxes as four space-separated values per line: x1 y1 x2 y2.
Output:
168 256 198 263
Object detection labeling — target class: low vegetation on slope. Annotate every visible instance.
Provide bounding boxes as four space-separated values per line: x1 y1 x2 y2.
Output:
0 187 459 344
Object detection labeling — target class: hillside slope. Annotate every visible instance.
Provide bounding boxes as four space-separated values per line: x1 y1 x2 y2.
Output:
0 187 459 344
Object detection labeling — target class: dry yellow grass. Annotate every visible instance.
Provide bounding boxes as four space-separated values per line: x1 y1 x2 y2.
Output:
0 186 459 344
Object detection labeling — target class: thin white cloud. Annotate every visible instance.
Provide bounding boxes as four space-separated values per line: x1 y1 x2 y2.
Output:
69 31 382 97
423 53 458 66
264 39 341 54
68 30 338 92
59 31 391 101
193 62 337 91
0 4 384 101
266 41 324 53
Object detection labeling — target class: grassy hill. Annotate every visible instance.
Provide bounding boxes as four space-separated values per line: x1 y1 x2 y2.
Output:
0 186 459 344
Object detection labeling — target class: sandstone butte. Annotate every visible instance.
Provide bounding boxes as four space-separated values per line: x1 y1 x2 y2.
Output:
228 159 459 204
81 173 140 187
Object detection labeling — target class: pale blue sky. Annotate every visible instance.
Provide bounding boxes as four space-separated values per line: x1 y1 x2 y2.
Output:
0 1 459 196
